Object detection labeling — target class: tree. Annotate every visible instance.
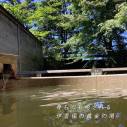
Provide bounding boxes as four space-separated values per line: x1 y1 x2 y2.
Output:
1 0 127 69
28 0 82 68
1 0 35 28
65 0 127 67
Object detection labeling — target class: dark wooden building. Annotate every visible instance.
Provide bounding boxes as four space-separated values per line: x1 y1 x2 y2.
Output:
0 5 42 74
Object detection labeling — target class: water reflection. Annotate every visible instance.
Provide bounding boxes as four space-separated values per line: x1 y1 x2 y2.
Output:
0 92 16 127
0 92 16 114
0 86 127 127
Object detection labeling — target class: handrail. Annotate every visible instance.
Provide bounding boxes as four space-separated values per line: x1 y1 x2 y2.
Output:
17 67 127 77
102 68 127 71
18 69 91 75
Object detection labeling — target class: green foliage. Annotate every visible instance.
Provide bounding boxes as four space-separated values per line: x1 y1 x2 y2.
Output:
1 1 34 28
1 0 127 68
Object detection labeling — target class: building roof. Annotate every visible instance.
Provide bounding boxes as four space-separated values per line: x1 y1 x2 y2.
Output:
0 5 41 43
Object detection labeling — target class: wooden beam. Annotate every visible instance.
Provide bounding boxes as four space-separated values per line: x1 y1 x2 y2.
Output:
0 53 17 64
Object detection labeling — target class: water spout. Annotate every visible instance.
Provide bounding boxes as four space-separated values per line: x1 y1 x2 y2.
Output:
91 66 96 75
2 74 10 90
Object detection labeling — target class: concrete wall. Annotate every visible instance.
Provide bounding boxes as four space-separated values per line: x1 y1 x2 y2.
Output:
1 74 127 91
0 6 42 72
